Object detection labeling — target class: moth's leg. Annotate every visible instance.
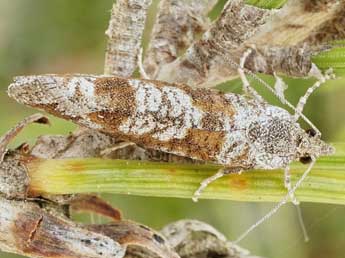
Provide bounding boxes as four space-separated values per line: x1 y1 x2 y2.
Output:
284 166 299 205
0 113 49 163
100 141 137 157
192 168 225 202
238 48 252 95
284 166 310 241
273 73 289 104
138 47 150 79
235 157 316 243
238 48 265 102
294 64 335 124
192 167 242 202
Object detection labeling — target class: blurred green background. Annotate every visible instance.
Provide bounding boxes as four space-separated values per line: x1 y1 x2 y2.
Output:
0 1 344 258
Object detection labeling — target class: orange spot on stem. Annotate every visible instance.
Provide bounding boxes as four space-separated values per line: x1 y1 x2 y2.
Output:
229 176 248 190
68 162 86 172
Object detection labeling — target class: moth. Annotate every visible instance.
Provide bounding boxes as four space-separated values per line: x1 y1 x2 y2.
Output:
7 50 335 242
7 72 334 189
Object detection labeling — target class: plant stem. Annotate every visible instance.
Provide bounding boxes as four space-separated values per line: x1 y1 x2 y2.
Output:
245 0 287 9
28 144 345 205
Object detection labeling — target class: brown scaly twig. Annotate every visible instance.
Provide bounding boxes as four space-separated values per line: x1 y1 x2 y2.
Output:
104 0 152 76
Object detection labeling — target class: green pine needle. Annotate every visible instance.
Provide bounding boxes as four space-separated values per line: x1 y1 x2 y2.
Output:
312 47 345 70
28 144 345 205
245 0 287 9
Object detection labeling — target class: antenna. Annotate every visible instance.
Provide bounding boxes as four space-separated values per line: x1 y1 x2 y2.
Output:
214 44 322 135
212 45 330 243
234 157 316 244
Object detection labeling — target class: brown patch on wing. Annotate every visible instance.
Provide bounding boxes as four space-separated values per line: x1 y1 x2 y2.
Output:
136 78 235 118
94 77 132 94
88 110 130 134
201 113 227 131
127 129 226 163
88 78 136 133
183 86 235 118
94 77 136 112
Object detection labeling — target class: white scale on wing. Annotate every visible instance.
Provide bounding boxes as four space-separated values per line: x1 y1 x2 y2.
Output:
119 79 204 141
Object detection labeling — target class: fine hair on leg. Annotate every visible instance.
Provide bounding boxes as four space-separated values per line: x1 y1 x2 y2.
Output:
234 157 316 244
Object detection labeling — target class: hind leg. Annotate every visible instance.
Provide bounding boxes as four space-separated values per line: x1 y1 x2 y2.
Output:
192 167 242 202
138 47 150 79
284 166 299 205
284 166 310 241
238 48 265 102
294 65 335 125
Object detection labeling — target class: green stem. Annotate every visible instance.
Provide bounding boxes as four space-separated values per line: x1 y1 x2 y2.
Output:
245 0 287 9
28 144 345 204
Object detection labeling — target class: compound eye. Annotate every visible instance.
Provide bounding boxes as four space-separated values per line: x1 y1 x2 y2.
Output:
299 156 312 164
306 128 317 137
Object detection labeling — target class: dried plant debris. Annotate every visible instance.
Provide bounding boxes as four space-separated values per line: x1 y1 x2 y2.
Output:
31 128 199 164
244 45 329 77
0 113 49 163
0 151 30 199
0 196 184 258
68 194 122 221
161 220 262 258
31 128 119 159
0 151 262 258
155 0 342 87
144 0 217 79
104 0 152 76
156 0 273 86
249 0 341 46
88 222 179 258
304 1 345 45
0 197 126 258
0 118 265 258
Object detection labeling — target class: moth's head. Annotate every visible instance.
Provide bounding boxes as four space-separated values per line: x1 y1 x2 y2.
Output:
8 74 103 115
296 128 335 164
7 75 79 110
